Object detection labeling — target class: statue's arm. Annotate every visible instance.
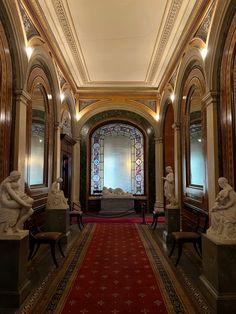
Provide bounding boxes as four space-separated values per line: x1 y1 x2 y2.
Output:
5 183 30 208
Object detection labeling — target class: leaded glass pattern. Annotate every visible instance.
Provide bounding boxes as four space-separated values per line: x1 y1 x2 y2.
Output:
91 123 144 195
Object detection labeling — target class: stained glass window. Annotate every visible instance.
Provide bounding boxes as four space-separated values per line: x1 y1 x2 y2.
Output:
91 123 144 195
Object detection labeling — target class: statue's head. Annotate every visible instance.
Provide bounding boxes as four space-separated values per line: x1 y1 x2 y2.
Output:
166 166 173 173
9 171 21 181
218 177 228 188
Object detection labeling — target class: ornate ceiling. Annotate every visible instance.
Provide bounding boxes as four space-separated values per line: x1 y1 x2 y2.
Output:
27 0 205 90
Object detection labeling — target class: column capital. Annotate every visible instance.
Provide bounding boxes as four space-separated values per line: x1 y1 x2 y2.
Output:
54 122 63 131
15 89 31 105
73 136 81 143
202 91 219 108
172 122 181 130
154 136 163 144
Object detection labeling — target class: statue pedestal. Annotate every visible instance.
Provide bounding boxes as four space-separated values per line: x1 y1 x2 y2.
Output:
0 231 30 307
200 234 236 313
162 206 180 242
46 208 70 243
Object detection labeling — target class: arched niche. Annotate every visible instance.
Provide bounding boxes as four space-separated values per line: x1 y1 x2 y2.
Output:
60 93 76 204
26 67 54 209
219 10 236 187
180 66 207 230
0 19 12 182
80 110 155 213
163 102 174 170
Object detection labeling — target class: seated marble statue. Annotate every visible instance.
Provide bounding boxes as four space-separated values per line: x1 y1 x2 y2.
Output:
102 186 133 198
207 177 236 241
46 177 69 209
163 166 177 208
0 171 33 234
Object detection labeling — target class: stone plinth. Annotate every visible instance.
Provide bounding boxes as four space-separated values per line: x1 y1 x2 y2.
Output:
46 208 70 242
0 231 30 307
163 207 180 242
100 198 134 214
200 234 236 313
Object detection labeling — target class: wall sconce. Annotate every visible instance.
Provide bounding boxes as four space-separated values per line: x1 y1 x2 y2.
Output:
200 47 208 60
76 112 81 121
25 46 33 60
155 113 160 121
170 93 175 102
60 93 65 102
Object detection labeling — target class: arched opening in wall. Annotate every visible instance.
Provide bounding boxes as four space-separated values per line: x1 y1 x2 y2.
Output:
60 103 75 204
26 67 54 210
90 122 144 195
163 102 174 170
79 110 155 213
220 10 236 187
180 66 207 230
0 20 12 181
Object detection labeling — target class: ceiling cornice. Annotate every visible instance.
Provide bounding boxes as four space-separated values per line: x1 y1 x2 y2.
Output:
21 0 78 92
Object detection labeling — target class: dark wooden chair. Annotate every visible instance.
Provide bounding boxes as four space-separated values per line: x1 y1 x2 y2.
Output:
151 210 165 230
27 217 65 268
169 210 208 266
69 202 84 230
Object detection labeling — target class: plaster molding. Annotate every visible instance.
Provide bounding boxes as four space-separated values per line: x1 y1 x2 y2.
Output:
15 89 31 104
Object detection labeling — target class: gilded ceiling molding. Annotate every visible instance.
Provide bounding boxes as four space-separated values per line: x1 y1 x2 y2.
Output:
52 0 89 84
22 0 78 92
133 99 157 112
147 0 183 83
194 3 214 42
19 1 40 40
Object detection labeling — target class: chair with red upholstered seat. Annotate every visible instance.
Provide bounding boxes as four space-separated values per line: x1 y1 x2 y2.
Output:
169 210 208 266
27 217 65 267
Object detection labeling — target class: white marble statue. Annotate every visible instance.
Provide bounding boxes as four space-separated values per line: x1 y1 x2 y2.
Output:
46 177 69 209
102 186 133 198
207 177 236 241
163 166 177 208
0 171 34 234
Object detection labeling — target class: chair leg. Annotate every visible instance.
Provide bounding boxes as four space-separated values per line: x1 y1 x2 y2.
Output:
169 239 176 257
28 242 36 260
175 242 183 266
77 216 82 230
152 215 158 230
151 214 155 227
80 215 84 227
57 239 65 258
31 243 41 259
193 242 201 257
50 242 58 267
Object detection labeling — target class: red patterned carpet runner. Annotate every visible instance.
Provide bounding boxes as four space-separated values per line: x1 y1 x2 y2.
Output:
61 223 168 313
24 223 196 313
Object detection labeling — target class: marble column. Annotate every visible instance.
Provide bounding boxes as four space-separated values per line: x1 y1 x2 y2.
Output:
173 122 182 229
54 122 62 178
71 137 82 210
153 137 164 213
13 89 31 189
202 91 219 210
